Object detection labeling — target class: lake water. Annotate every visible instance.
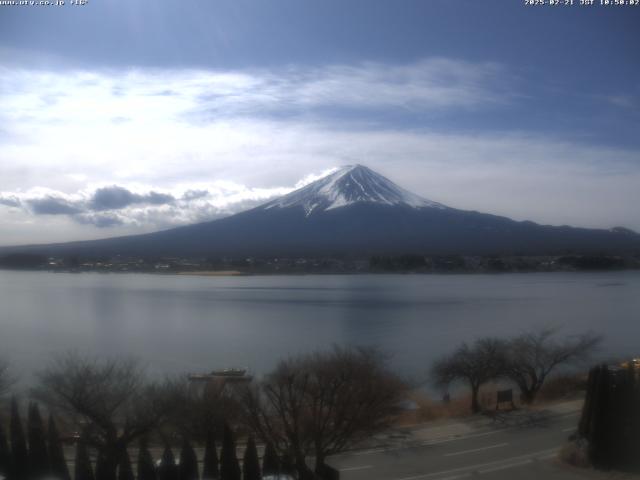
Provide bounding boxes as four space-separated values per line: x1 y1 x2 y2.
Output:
1 270 639 388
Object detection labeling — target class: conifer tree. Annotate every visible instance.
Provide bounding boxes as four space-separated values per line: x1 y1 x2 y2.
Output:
261 442 279 477
632 362 640 471
117 448 135 480
622 362 638 469
48 415 71 480
27 402 49 478
580 361 640 471
10 398 28 480
589 365 611 469
280 453 296 477
75 439 95 480
95 451 110 480
0 421 11 479
220 424 240 480
202 431 219 480
178 438 199 480
613 361 639 470
137 438 157 480
157 445 178 480
242 436 260 480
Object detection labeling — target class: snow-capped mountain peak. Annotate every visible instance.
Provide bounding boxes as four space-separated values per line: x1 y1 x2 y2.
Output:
262 164 446 216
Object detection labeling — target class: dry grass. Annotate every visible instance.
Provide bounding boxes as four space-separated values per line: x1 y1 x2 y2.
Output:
410 392 471 423
396 377 584 426
395 386 505 425
537 373 588 403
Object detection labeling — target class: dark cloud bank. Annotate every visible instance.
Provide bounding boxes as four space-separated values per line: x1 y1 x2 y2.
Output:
1 185 179 228
90 186 174 211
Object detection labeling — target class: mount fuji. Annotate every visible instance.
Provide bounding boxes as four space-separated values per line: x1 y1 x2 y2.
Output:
261 164 445 215
4 164 639 257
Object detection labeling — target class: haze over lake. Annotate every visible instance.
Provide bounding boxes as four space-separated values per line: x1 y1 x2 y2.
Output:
2 270 639 388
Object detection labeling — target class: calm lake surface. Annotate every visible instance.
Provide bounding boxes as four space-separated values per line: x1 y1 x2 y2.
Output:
1 270 639 386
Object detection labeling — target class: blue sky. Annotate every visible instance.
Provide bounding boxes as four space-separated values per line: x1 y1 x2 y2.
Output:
0 0 639 244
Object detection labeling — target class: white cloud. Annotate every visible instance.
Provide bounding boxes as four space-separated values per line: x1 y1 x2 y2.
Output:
607 94 637 110
0 59 506 193
286 59 508 110
0 180 297 230
0 61 638 245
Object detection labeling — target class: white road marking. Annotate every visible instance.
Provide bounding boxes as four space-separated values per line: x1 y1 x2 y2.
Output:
391 447 560 480
443 442 509 457
341 428 507 457
338 410 581 458
420 429 505 447
339 465 373 472
538 452 558 460
348 447 390 456
479 459 532 473
560 411 581 418
562 427 576 432
437 474 471 480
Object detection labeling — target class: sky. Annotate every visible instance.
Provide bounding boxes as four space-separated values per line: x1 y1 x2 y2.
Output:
0 0 639 246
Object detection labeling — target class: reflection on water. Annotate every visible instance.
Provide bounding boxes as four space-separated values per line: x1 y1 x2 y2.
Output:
1 270 639 386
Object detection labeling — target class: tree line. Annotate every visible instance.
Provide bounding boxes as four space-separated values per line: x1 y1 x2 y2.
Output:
0 347 406 480
0 332 605 478
0 401 287 480
431 329 601 413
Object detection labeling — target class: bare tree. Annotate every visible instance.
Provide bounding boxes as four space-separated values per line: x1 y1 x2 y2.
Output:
431 338 507 414
33 352 181 480
161 376 243 442
504 329 601 404
241 347 407 478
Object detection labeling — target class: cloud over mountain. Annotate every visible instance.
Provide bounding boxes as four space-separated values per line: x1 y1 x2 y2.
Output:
90 186 175 211
27 196 83 215
0 180 302 230
0 57 638 245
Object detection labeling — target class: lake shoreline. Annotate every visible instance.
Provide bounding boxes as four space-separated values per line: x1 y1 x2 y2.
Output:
2 267 640 277
176 270 247 276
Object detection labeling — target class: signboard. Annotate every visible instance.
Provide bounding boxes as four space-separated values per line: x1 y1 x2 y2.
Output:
496 389 515 410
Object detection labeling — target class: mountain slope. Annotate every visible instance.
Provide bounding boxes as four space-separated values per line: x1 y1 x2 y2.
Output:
2 165 639 257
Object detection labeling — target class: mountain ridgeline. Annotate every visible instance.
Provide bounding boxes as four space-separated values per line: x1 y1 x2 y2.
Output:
3 165 640 258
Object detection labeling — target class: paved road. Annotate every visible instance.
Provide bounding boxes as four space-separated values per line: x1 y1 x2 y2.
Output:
328 410 588 480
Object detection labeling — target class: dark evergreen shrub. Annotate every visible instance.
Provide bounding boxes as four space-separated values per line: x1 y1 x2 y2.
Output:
157 445 178 480
0 421 11 479
137 438 157 480
10 398 28 480
27 403 49 479
220 424 240 480
117 448 135 480
178 438 199 480
261 442 279 477
202 431 219 480
280 453 296 477
74 439 95 480
580 362 640 472
95 451 110 480
242 436 260 480
47 415 71 480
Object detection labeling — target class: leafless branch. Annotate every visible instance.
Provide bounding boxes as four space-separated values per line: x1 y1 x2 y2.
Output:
504 329 602 403
240 346 407 477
